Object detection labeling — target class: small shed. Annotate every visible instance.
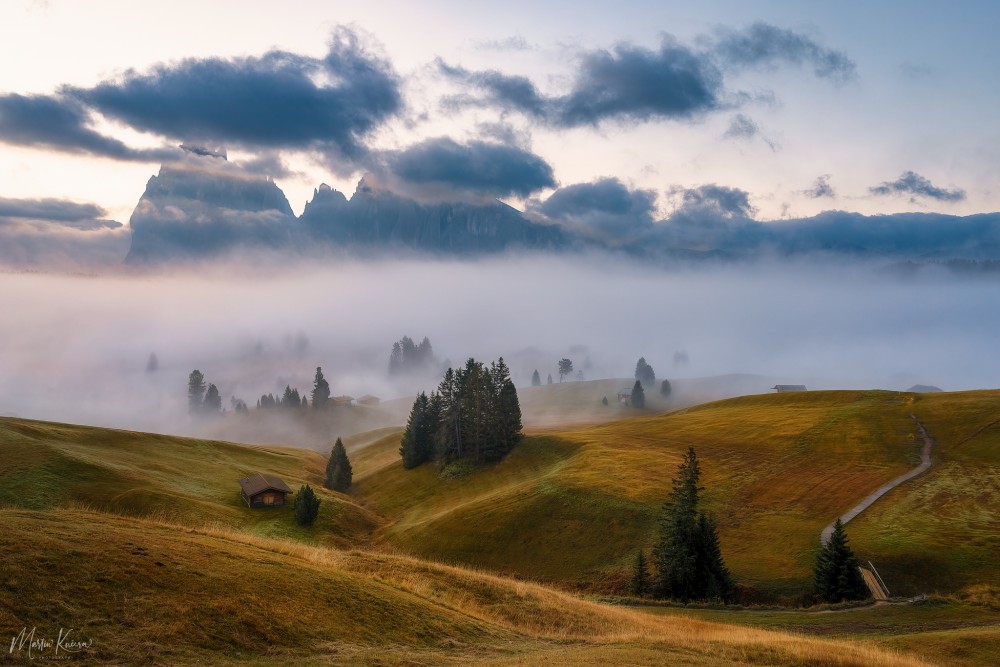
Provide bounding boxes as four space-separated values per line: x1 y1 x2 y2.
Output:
331 395 355 407
357 394 380 406
773 385 807 393
238 472 293 508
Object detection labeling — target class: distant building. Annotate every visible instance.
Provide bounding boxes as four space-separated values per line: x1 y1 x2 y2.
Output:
331 395 355 407
238 473 293 508
357 394 380 406
773 385 807 392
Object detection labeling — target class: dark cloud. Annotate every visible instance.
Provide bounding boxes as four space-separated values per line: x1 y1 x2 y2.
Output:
673 184 755 219
805 175 836 198
531 178 656 241
0 93 178 161
869 171 966 202
440 39 723 127
723 113 777 150
385 137 555 199
712 23 857 82
0 196 127 268
73 28 401 159
656 184 763 252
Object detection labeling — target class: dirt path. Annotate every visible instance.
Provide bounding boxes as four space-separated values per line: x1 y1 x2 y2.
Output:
820 414 934 546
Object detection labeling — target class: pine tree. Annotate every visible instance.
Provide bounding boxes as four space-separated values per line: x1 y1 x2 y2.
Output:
187 370 206 414
602 396 609 406
311 366 331 409
814 519 868 602
652 447 732 602
400 393 432 468
547 373 553 385
325 438 353 492
203 383 222 414
294 484 320 526
531 369 541 386
630 550 650 597
631 380 646 409
558 358 573 382
634 357 656 389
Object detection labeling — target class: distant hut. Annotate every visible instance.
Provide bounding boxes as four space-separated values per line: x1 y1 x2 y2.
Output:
773 385 807 393
238 473 293 508
331 395 355 407
357 394 380 406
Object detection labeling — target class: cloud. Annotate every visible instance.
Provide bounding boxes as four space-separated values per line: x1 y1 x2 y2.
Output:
474 36 532 52
723 113 777 150
804 175 836 198
712 22 857 82
0 93 178 161
869 171 966 202
73 28 400 160
0 196 128 268
531 178 656 241
439 61 548 117
383 137 556 199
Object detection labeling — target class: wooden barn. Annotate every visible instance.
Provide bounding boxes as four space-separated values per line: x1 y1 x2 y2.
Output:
238 472 293 508
331 395 355 407
773 384 807 393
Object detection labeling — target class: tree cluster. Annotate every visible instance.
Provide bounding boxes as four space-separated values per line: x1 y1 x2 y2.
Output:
400 357 523 469
814 519 869 602
188 370 222 416
647 447 733 602
325 437 353 492
389 335 437 375
257 385 306 409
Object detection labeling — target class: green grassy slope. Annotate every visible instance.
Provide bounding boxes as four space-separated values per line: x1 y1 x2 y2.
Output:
0 508 930 666
0 418 380 547
353 390 1000 601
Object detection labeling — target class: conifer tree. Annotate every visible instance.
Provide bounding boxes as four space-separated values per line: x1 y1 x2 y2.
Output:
187 370 206 414
814 519 868 602
660 379 672 398
652 447 733 602
547 373 553 385
400 393 433 468
630 550 650 597
558 358 574 382
203 383 222 414
631 380 646 409
634 357 656 389
531 369 541 386
311 366 331 409
294 484 320 526
325 438 353 492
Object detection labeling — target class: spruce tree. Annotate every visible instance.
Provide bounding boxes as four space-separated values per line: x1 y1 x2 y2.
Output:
814 519 869 602
400 393 432 468
630 550 650 597
311 366 331 409
294 484 320 526
203 383 222 414
652 447 732 602
326 438 353 492
660 379 672 398
634 357 656 389
631 380 646 409
547 373 553 385
187 370 206 414
531 369 541 386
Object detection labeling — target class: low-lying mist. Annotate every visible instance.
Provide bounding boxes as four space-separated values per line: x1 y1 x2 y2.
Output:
3 253 998 446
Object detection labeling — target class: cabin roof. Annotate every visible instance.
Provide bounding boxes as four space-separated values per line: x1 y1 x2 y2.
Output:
238 472 293 496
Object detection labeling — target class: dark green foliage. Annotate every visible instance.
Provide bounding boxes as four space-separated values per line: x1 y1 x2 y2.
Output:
281 385 301 408
401 357 523 469
602 396 609 406
325 438 353 492
631 380 645 409
294 484 320 526
400 393 435 469
389 335 436 375
557 358 573 382
311 366 331 409
187 370 206 414
230 397 248 414
630 550 650 597
258 393 277 408
202 384 222 413
660 379 672 397
634 357 656 389
652 447 733 602
814 519 869 602
531 369 541 386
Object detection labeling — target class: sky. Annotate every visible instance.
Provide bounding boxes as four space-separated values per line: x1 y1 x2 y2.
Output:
1 0 997 225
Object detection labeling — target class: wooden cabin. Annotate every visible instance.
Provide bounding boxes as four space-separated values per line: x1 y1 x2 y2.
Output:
238 472 293 508
357 394 380 406
773 384 807 392
331 395 355 407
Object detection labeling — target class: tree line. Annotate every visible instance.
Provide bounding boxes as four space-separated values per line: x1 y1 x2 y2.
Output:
400 357 522 468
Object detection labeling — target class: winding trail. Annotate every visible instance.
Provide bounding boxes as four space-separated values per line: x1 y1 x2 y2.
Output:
820 414 934 546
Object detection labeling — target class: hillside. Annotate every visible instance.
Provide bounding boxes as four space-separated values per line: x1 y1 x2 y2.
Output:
352 390 1000 602
0 417 935 666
